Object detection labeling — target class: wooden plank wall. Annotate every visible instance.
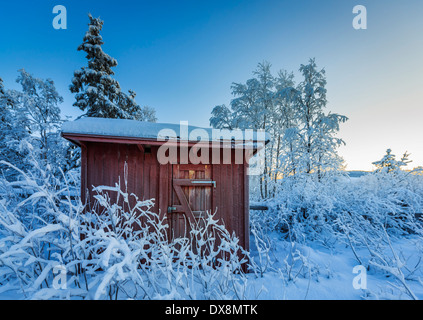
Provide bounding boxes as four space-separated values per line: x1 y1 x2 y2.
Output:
212 162 248 252
82 142 249 251
84 143 165 220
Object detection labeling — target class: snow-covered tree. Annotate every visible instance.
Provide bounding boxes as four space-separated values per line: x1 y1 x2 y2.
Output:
273 70 297 178
210 62 274 131
210 62 278 198
70 14 156 121
70 14 121 118
372 149 411 173
210 59 347 198
282 58 347 179
0 78 30 179
209 104 235 130
0 70 72 180
16 69 65 165
118 90 157 122
231 62 276 198
135 105 157 122
229 62 274 131
15 69 69 173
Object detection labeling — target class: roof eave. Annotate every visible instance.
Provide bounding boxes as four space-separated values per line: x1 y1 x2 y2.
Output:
61 132 269 151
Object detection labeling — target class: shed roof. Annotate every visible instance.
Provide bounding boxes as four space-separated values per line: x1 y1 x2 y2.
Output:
61 117 271 148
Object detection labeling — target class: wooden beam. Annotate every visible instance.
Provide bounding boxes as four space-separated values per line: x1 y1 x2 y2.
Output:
249 205 269 211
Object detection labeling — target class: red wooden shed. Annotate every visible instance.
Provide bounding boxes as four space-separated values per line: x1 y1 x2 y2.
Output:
61 117 269 252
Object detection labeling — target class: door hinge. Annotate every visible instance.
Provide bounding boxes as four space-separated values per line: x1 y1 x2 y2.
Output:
168 206 177 213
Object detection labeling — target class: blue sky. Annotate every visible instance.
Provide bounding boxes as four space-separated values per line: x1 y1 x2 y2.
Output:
1 0 422 170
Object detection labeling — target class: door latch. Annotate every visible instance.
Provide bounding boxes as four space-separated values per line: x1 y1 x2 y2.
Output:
168 206 177 213
191 180 216 188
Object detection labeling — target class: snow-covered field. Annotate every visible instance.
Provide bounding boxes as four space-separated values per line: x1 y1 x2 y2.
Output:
1 231 422 300
246 233 423 300
1 163 423 300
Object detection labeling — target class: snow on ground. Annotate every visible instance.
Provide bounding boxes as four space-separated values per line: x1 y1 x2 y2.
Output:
244 233 423 300
1 232 422 300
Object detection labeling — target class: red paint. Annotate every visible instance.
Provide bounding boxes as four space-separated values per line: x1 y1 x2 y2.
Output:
63 133 259 270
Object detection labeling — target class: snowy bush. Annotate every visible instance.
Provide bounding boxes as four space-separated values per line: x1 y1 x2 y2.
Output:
260 170 423 243
249 210 275 277
0 161 249 300
248 168 423 299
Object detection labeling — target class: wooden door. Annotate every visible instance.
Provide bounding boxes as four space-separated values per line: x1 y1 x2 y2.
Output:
168 164 214 239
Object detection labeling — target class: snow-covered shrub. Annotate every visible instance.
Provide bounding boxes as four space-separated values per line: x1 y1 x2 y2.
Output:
0 158 81 299
248 206 321 295
248 167 423 298
249 209 275 277
261 170 423 243
0 160 249 300
258 174 340 242
71 174 249 300
186 213 249 299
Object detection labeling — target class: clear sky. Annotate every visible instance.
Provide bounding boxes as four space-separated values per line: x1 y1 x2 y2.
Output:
0 0 422 171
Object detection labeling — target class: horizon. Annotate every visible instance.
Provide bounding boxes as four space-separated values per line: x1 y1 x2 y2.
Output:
1 0 422 171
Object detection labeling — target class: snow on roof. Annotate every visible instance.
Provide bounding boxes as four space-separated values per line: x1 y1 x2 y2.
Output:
61 117 271 144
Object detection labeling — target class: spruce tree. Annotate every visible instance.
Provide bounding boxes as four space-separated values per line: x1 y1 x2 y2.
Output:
373 149 411 173
70 14 156 121
70 14 122 118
